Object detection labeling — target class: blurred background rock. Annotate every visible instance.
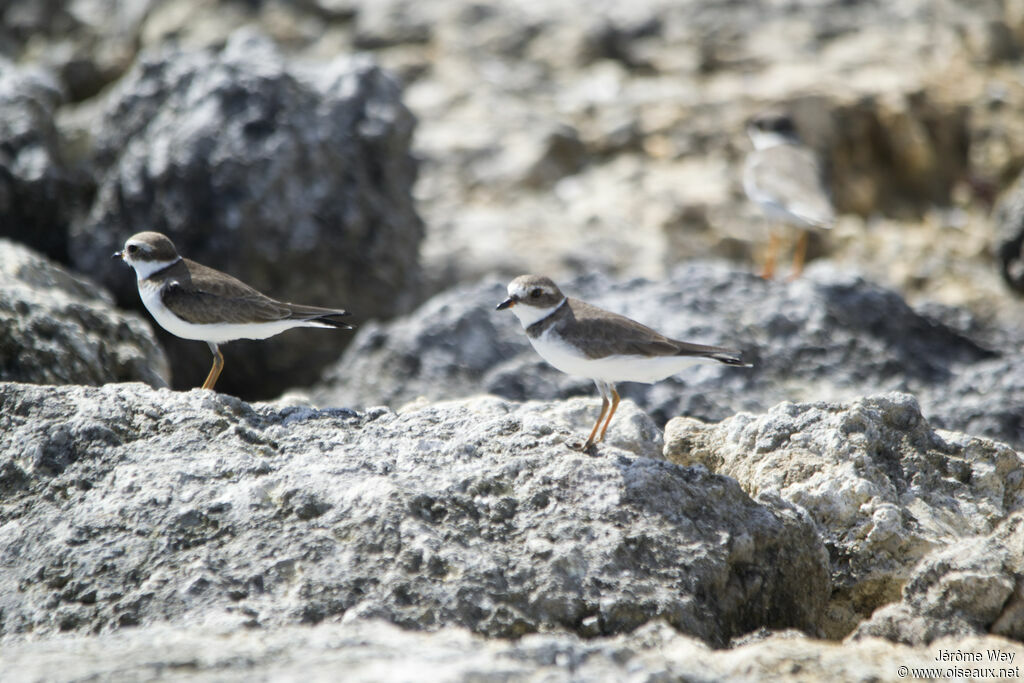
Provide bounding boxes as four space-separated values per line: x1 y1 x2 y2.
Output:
3 0 1024 399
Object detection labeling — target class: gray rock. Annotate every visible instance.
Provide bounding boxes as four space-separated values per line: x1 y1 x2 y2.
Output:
924 355 1024 447
0 381 828 646
312 280 528 410
2 0 147 101
994 170 1024 294
663 393 1024 639
69 30 422 399
853 510 1024 645
353 0 435 48
4 617 1024 682
314 263 1003 442
0 239 169 387
0 59 90 262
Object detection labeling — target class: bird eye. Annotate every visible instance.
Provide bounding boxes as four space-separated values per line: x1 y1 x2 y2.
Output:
529 288 542 299
126 245 138 255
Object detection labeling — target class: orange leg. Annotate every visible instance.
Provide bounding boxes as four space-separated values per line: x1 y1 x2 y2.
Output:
596 386 621 443
201 343 224 391
789 230 810 280
582 394 610 451
760 231 780 280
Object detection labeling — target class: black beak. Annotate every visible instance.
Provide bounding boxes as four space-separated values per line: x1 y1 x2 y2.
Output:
496 297 515 311
112 250 124 260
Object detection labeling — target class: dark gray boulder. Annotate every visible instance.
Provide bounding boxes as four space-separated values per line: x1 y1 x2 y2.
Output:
924 355 1024 448
70 30 423 399
312 280 528 409
0 59 90 263
994 171 1024 294
0 381 828 647
0 239 168 387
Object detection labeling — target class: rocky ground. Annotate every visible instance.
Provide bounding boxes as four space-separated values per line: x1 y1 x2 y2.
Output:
3 0 1024 680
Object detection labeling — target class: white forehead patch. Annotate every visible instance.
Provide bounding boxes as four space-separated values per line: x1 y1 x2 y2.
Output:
509 280 555 299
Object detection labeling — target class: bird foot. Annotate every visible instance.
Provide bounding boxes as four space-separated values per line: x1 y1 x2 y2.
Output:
568 438 600 455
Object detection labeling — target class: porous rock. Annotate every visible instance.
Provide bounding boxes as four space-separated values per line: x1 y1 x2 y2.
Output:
0 239 169 387
853 510 1024 645
0 381 828 647
663 393 1024 639
70 29 422 399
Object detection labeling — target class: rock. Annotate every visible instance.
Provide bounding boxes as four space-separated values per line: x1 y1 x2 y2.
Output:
311 280 528 410
314 263 1011 445
3 618 1023 682
824 94 970 218
353 0 435 48
0 239 169 387
853 511 1024 645
663 393 1024 639
925 355 1024 447
0 59 90 263
994 171 1024 294
0 382 828 646
1 0 144 102
472 122 589 190
69 30 423 399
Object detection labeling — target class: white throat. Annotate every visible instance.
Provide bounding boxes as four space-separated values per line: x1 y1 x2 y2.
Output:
129 257 181 281
748 129 796 151
510 296 566 328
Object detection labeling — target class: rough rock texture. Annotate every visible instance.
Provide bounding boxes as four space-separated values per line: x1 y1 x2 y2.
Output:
313 264 1016 446
854 511 1024 645
663 393 1024 639
69 30 422 399
313 280 529 410
0 239 169 387
0 0 147 101
925 355 1024 448
0 382 828 647
5 619 1024 683
0 59 89 262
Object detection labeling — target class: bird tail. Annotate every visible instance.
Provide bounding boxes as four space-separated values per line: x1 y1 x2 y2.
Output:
288 304 354 330
675 341 751 367
310 313 354 330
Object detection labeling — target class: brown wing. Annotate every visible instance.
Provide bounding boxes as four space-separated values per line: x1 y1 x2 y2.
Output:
161 259 348 325
561 299 745 364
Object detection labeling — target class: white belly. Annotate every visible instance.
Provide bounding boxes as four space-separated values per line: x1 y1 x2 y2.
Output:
138 281 317 343
530 328 714 384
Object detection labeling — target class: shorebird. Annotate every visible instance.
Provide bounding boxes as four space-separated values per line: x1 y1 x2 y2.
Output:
114 231 352 390
498 274 749 451
744 110 835 279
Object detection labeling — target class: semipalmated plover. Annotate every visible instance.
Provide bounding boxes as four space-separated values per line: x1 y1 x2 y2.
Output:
743 111 835 279
114 231 353 391
497 275 749 451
